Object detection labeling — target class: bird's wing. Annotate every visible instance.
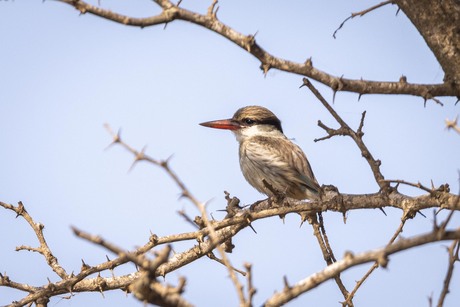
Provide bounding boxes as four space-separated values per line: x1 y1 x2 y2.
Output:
244 136 320 194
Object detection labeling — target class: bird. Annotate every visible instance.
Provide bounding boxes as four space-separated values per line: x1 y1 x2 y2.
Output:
200 106 320 200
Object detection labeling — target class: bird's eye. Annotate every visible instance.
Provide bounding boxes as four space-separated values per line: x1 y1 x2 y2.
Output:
243 118 256 125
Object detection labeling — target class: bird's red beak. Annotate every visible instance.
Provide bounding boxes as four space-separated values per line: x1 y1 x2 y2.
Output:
199 119 240 131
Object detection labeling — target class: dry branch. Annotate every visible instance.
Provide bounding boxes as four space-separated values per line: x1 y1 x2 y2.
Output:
55 0 460 99
2 2 459 305
264 226 460 307
2 180 458 305
437 240 460 307
333 1 393 39
302 78 388 191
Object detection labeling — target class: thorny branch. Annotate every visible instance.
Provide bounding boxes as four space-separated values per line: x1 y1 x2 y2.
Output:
264 225 460 307
0 199 249 307
300 77 459 306
2 190 459 306
104 124 250 306
1 1 459 306
54 0 460 99
72 228 193 306
0 201 68 279
1 117 458 306
1 130 459 306
302 78 388 192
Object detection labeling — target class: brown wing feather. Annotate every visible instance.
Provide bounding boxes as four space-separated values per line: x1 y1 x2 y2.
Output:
240 135 320 199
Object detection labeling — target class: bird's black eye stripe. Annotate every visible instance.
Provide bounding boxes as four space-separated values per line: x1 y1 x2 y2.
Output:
261 118 283 133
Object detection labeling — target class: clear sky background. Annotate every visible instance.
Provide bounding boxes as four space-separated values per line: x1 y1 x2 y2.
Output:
1 1 459 306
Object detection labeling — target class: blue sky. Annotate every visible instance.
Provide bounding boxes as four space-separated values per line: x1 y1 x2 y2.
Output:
1 1 459 306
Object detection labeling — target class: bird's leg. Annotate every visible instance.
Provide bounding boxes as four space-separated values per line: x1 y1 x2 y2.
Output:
249 198 271 212
262 179 286 207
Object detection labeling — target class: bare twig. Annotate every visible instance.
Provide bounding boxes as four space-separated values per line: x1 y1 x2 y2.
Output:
333 1 393 38
177 210 200 229
307 213 352 306
244 263 256 307
437 240 460 307
0 201 68 279
207 252 246 276
445 115 460 134
384 179 435 193
435 181 459 306
342 215 408 305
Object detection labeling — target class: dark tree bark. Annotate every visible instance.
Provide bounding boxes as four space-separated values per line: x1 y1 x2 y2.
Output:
395 0 460 93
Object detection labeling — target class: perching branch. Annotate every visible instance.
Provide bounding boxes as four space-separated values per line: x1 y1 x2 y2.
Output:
1 131 458 306
2 188 458 306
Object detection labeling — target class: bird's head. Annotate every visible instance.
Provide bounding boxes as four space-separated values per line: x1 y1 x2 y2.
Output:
200 106 284 141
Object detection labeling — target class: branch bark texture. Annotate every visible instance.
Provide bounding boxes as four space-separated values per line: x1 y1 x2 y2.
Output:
56 0 460 99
